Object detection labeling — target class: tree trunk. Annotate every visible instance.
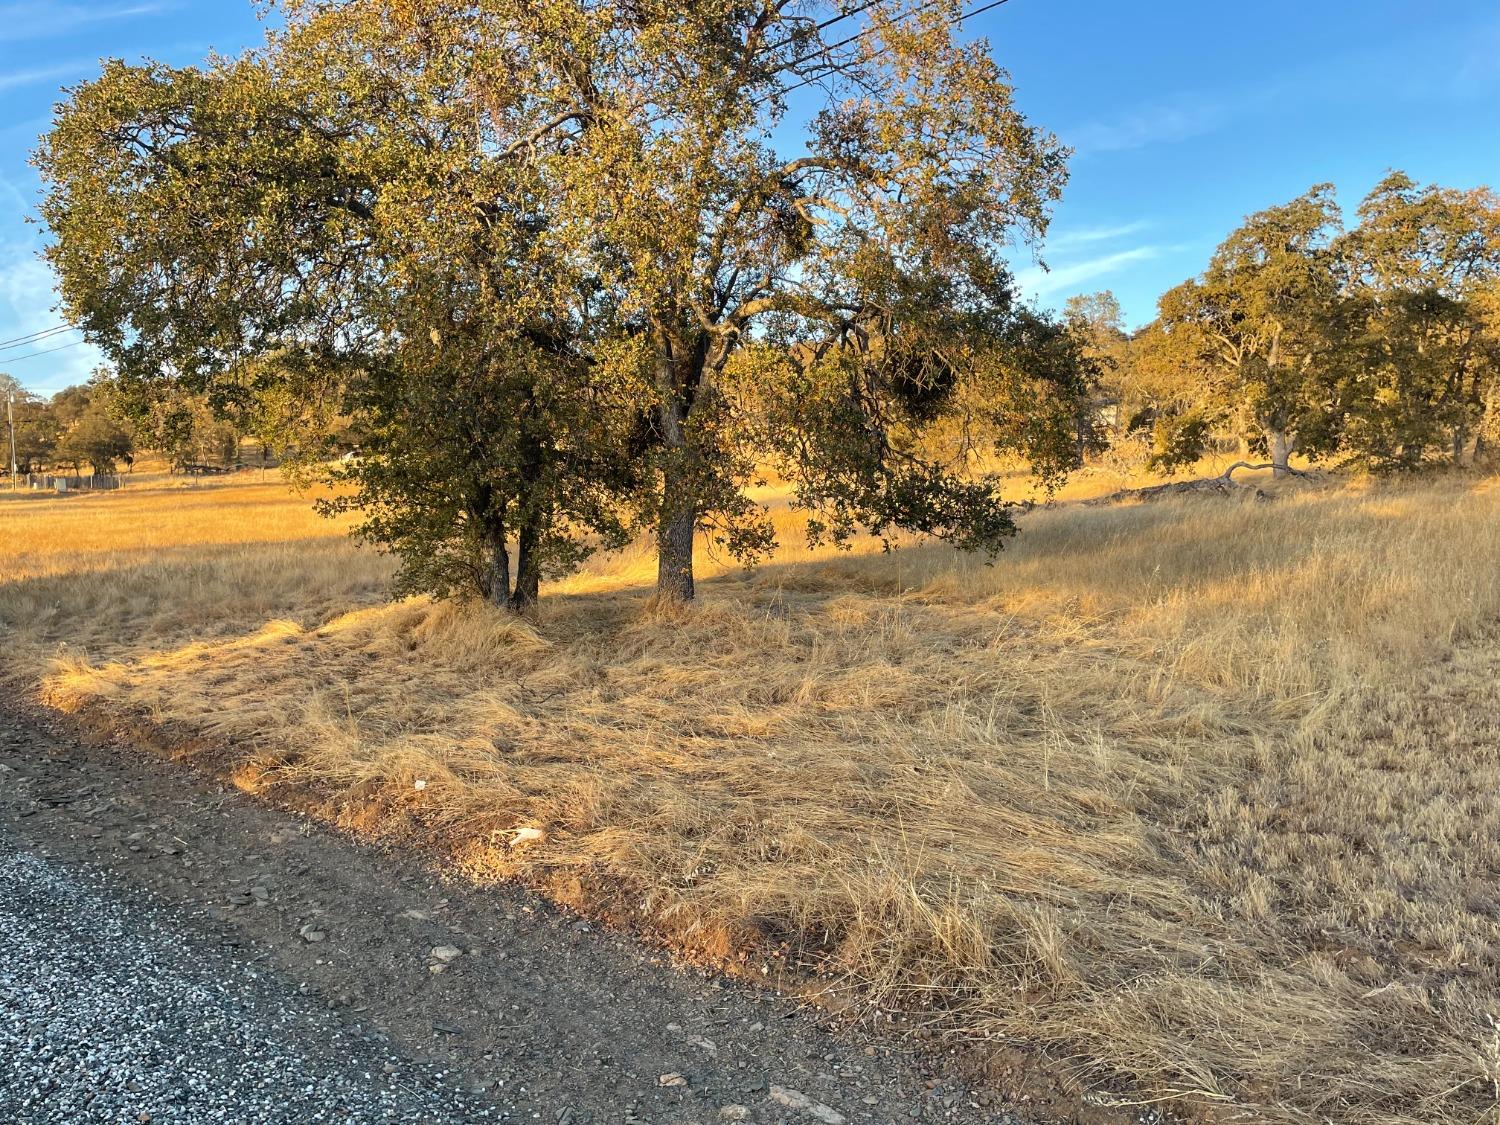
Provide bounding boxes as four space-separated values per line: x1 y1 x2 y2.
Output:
657 484 696 602
509 515 541 611
1267 429 1294 477
655 368 697 601
509 407 546 612
1455 425 1482 467
481 515 512 608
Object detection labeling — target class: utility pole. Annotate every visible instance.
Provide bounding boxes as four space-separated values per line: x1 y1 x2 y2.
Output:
6 390 16 492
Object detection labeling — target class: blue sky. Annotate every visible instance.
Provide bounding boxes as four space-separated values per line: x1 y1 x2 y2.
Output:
2 0 1498 395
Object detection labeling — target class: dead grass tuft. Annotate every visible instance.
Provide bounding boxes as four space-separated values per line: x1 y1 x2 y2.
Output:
6 469 1500 1122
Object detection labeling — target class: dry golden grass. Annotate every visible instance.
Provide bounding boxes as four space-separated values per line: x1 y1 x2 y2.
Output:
6 468 1500 1123
1 472 390 651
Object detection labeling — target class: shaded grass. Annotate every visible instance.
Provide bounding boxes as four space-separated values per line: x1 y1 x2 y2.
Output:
5 470 1500 1122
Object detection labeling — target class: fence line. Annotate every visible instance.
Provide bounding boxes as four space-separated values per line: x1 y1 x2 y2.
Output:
22 473 124 493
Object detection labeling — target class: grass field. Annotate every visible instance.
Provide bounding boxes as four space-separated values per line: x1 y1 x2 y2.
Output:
5 468 1500 1123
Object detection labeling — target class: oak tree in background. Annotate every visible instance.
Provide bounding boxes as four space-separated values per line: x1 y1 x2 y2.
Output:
1337 172 1500 469
1136 174 1500 477
40 1 1089 605
0 377 58 473
1154 185 1344 476
52 384 134 474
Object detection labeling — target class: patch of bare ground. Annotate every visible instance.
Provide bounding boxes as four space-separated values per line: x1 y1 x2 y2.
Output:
7 471 1500 1123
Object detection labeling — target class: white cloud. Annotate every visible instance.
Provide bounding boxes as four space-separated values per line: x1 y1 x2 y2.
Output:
0 61 98 94
1067 100 1225 155
1044 220 1150 251
0 181 99 396
1015 246 1163 300
0 2 172 43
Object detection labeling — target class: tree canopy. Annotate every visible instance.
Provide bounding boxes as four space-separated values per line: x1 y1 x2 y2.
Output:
38 0 1094 606
1105 174 1500 477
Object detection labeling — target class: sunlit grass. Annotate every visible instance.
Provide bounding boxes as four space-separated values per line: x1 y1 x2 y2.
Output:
5 466 1500 1123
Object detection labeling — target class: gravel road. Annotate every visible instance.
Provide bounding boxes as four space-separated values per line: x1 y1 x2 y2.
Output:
0 842 496 1123
0 705 1106 1125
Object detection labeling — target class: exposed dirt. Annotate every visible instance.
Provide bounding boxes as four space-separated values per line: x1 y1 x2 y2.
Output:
0 702 1155 1125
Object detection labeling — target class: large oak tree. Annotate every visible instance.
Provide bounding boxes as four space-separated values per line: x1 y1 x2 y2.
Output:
39 1 1088 604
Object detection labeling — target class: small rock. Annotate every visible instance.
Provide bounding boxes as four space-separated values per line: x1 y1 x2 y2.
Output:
688 1034 719 1055
719 1106 752 1122
511 826 547 847
659 1072 689 1087
299 923 327 943
431 945 463 963
768 1085 846 1125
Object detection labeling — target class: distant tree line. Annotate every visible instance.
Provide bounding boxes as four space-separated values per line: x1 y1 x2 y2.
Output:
1 375 132 475
1067 172 1500 477
0 374 279 477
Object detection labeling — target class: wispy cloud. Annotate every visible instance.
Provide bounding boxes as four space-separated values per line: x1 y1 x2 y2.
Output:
1015 246 1163 300
1068 11 1500 157
0 178 99 396
0 2 172 43
1044 220 1151 251
0 61 97 94
1067 99 1225 155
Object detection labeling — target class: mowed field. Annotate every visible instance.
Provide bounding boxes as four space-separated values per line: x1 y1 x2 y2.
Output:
6 469 1500 1124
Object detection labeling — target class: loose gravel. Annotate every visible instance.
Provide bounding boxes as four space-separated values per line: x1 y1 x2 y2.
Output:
0 843 498 1123
0 705 1119 1125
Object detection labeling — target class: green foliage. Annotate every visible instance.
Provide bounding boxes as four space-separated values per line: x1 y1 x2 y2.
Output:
38 1 1086 605
318 339 648 604
54 398 133 474
1136 174 1500 475
37 33 646 608
0 380 135 476
1146 409 1215 474
4 385 58 473
1336 173 1500 469
1155 184 1344 472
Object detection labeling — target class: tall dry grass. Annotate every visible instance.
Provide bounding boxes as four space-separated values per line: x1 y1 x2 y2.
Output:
6 469 1500 1123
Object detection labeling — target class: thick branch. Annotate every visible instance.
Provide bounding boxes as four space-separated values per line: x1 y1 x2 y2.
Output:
1217 460 1312 482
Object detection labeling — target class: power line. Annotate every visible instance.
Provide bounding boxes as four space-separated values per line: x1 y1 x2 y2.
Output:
0 323 75 352
764 1 887 58
2 339 87 364
0 324 74 350
758 0 1013 106
798 0 947 68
